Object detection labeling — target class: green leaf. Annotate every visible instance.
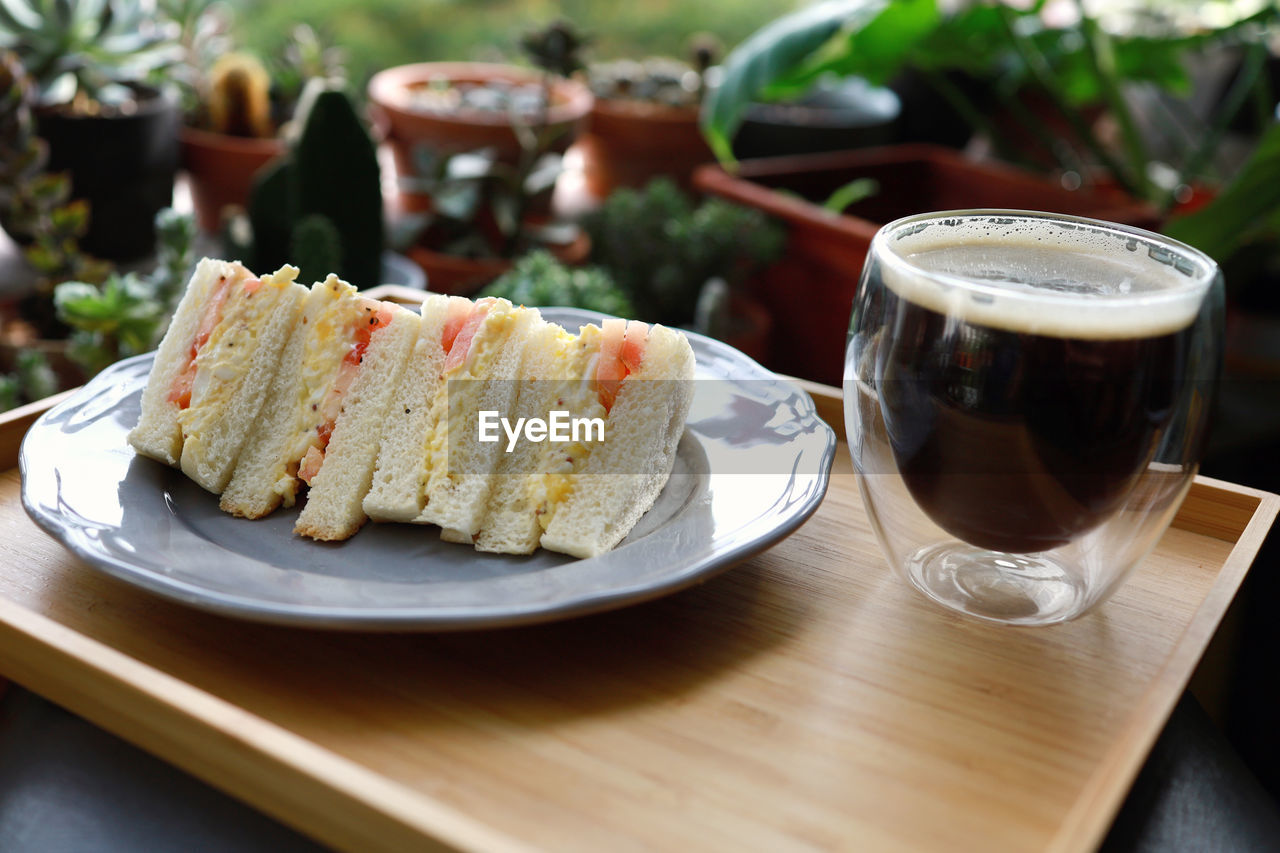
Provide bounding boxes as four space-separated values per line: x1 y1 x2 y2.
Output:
700 0 889 164
23 242 61 274
764 0 940 96
0 375 18 413
823 177 879 213
53 279 105 313
910 4 1008 73
433 181 481 222
0 0 41 32
1163 122 1280 262
1034 31 1195 106
16 349 57 401
49 199 89 235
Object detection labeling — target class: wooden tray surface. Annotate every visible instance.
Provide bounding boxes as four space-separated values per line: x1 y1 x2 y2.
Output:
0 300 1275 852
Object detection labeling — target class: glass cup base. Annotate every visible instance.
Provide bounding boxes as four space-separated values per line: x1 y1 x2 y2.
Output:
904 542 1089 626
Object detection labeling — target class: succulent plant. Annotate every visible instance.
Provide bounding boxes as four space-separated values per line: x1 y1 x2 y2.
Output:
481 251 633 317
588 36 720 108
270 24 346 117
0 0 180 110
582 178 784 333
0 50 109 338
157 0 231 116
0 348 57 413
519 19 589 81
54 206 196 376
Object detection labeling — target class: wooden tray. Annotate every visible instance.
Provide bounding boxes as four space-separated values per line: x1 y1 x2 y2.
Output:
0 293 1275 852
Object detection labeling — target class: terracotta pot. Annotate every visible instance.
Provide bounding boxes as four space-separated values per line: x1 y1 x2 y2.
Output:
180 125 285 233
693 144 1161 385
575 99 712 197
405 229 591 296
368 62 593 208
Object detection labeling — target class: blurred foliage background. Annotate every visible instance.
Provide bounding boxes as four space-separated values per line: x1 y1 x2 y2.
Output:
227 0 801 87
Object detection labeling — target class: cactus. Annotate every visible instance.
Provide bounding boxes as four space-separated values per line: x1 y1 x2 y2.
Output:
241 85 383 288
206 53 273 138
290 213 342 285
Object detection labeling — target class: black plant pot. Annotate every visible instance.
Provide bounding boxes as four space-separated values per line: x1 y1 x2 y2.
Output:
730 77 901 161
35 90 179 261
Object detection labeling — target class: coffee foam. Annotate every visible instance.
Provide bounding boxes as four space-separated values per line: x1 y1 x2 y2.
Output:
878 215 1214 339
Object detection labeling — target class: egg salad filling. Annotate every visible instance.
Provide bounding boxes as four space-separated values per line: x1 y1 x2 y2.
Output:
527 325 607 531
419 300 518 495
176 270 290 446
169 268 256 411
272 279 393 503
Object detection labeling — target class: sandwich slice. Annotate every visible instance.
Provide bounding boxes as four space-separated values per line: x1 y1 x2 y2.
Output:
362 293 472 523
470 320 599 554
219 274 419 540
537 318 695 558
128 258 306 493
412 297 541 541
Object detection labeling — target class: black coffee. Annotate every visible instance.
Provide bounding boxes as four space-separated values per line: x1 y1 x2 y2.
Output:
874 242 1195 554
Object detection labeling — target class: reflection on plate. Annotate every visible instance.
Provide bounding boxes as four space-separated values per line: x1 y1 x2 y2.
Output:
20 308 836 630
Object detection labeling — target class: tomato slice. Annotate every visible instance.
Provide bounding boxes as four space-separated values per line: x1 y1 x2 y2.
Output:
345 299 394 368
443 300 493 373
168 274 248 408
441 296 473 353
302 299 394 486
298 445 325 485
621 321 648 373
596 319 627 413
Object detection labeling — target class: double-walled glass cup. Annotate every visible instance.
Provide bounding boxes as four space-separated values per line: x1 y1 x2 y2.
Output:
844 210 1222 625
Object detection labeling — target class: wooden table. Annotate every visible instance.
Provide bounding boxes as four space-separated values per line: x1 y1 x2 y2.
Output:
0 314 1274 851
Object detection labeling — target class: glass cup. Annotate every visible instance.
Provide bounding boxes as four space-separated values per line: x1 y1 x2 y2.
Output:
844 210 1223 625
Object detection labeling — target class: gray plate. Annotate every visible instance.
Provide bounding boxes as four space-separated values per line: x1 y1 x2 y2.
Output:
20 308 836 630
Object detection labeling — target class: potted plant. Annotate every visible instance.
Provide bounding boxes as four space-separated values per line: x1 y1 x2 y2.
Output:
385 21 595 294
580 177 783 360
693 0 1277 383
165 3 345 234
368 21 593 211
392 142 591 294
479 250 635 317
0 51 111 375
0 0 180 261
575 39 717 198
694 143 1166 383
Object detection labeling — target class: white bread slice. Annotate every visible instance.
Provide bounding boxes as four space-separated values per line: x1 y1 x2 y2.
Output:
472 321 590 554
220 275 386 519
176 266 307 493
362 294 465 522
129 258 255 466
416 300 540 539
540 323 695 558
293 304 419 541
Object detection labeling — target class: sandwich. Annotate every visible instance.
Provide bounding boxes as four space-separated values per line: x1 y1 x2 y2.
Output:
469 317 588 554
365 296 541 540
494 318 695 558
128 259 307 493
219 274 420 540
131 260 697 558
361 292 469 522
